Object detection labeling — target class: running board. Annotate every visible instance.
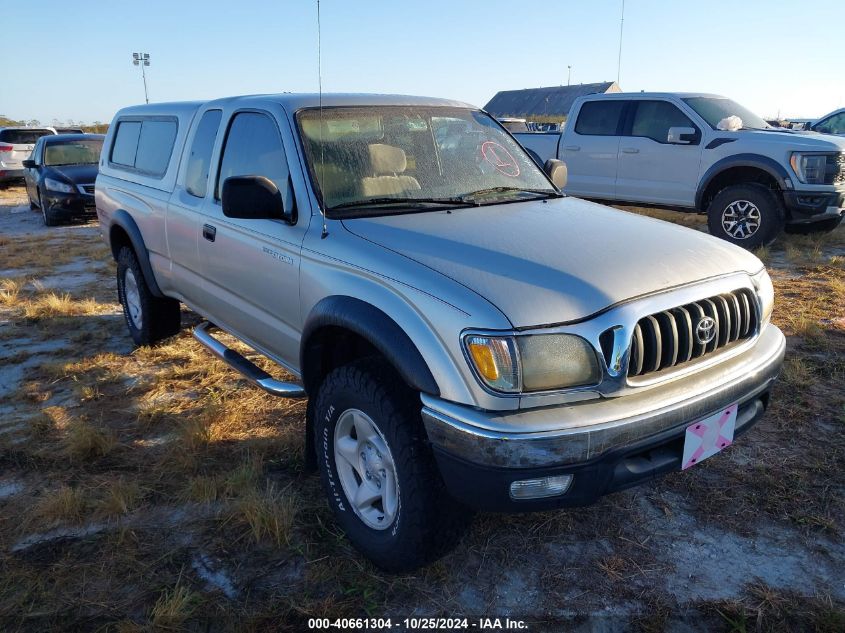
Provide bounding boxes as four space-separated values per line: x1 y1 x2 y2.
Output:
193 322 306 398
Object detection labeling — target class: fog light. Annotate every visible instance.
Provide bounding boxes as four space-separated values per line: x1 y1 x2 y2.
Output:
509 475 573 500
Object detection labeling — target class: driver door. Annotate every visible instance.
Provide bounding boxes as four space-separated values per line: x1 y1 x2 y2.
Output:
196 109 308 364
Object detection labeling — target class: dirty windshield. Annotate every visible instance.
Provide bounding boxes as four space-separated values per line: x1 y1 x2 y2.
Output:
297 106 558 217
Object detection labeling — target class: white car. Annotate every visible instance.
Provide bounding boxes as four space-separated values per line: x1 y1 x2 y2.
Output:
0 127 56 185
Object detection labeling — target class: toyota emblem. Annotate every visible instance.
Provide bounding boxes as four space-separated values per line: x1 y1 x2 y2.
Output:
695 316 717 345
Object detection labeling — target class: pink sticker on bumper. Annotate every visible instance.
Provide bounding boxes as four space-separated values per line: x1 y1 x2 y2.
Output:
682 404 738 470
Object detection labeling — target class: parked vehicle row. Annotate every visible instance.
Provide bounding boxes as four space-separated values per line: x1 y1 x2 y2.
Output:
23 134 104 225
515 92 845 248
96 93 784 571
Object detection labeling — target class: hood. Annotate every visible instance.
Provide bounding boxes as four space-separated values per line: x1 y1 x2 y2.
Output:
342 198 763 328
48 163 99 184
730 128 845 151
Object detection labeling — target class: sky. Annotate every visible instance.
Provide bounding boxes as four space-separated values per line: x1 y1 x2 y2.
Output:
1 0 843 125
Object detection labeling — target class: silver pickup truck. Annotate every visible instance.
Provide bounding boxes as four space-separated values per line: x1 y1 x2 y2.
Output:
516 92 845 249
96 94 784 571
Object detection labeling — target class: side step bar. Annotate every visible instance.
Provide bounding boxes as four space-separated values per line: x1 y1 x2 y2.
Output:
193 322 306 398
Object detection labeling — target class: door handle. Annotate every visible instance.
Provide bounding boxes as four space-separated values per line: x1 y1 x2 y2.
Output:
202 224 216 242
621 147 640 154
563 145 581 151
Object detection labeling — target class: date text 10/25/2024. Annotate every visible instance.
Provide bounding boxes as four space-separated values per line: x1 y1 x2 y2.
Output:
308 618 529 630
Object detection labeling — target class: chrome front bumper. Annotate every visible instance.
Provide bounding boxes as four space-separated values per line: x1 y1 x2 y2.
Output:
422 324 785 469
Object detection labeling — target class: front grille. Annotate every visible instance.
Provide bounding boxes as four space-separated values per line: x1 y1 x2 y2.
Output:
628 288 758 378
829 154 845 185
81 184 95 195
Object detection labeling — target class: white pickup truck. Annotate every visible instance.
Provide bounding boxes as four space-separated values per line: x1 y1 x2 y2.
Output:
515 92 845 248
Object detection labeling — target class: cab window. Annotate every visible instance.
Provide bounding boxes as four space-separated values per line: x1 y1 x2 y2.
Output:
185 110 222 198
216 112 293 212
628 101 696 143
574 101 626 136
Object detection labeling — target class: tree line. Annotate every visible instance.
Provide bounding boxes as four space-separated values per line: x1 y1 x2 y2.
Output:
0 115 109 134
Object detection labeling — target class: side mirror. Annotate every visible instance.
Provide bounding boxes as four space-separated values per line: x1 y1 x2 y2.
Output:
667 126 697 144
221 175 291 222
544 158 567 189
22 159 36 169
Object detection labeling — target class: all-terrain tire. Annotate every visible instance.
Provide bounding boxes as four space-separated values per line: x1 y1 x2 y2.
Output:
116 246 181 346
313 359 471 572
707 183 785 249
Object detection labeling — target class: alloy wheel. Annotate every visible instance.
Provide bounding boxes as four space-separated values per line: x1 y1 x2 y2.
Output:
333 408 400 530
123 268 143 329
721 200 761 240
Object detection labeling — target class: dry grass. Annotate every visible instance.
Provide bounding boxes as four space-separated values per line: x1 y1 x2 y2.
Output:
65 419 116 460
31 486 88 525
97 478 143 517
2 189 843 628
149 577 200 628
230 483 298 547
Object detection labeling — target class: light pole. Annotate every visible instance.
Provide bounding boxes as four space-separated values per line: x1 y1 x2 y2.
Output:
617 0 625 85
132 52 150 104
567 65 572 86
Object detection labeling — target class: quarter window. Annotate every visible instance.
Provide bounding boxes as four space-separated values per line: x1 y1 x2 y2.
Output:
629 101 695 143
111 121 141 167
185 110 222 198
574 101 625 136
216 112 292 211
110 118 178 176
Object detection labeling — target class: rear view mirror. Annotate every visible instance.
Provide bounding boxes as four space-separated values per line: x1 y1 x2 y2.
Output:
221 176 291 222
544 159 567 189
667 127 697 144
22 159 36 169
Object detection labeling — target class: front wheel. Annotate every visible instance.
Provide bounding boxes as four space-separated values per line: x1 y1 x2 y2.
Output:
40 191 59 227
116 247 181 346
314 360 470 572
707 183 784 249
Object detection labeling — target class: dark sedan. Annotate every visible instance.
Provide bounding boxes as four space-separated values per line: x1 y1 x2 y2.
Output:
23 134 104 226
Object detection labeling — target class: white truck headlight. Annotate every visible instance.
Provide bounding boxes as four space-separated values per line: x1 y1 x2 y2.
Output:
752 269 774 325
464 333 600 394
44 177 75 193
789 153 830 184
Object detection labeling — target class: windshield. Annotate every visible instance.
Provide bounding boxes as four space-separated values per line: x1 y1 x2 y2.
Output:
296 106 556 217
44 139 103 166
682 97 770 130
0 129 53 144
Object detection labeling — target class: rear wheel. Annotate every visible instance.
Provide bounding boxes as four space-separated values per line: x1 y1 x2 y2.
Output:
314 359 470 572
707 183 784 249
116 246 181 346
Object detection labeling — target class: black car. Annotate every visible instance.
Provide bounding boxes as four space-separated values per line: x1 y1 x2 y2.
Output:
23 133 104 226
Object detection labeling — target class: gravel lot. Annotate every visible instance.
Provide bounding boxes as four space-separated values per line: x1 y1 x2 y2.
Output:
1 185 843 631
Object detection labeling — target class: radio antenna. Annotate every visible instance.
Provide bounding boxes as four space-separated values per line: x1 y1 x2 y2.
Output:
317 0 328 238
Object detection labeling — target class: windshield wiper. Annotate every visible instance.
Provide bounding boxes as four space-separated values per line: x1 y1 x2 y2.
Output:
328 196 479 211
458 186 562 202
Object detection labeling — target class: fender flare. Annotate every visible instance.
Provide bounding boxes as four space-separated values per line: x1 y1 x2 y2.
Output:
695 154 791 211
300 295 440 396
109 209 165 297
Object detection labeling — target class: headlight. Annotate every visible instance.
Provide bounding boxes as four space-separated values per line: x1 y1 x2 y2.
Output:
789 153 833 184
44 177 75 193
752 269 774 325
464 333 600 394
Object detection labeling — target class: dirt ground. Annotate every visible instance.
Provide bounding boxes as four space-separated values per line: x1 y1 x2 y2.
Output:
1 185 844 632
